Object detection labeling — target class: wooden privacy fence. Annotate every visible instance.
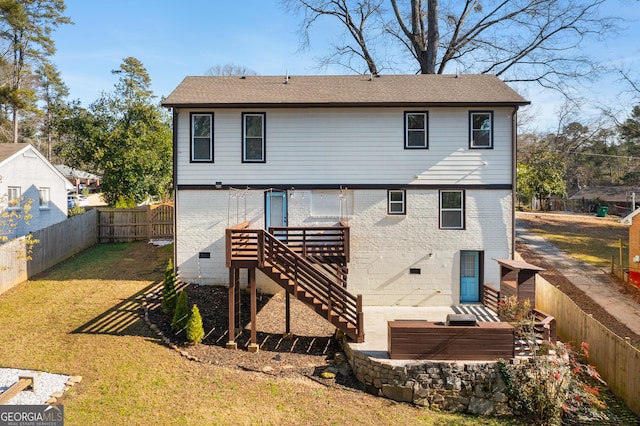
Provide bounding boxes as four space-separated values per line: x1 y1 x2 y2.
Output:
98 202 174 243
1 210 98 295
536 276 640 417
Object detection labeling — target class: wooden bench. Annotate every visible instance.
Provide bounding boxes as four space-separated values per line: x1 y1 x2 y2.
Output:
388 320 515 360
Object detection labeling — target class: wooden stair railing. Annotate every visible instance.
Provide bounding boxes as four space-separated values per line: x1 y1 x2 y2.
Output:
227 225 364 343
269 225 349 291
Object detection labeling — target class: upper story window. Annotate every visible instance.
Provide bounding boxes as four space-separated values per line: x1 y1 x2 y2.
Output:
243 112 266 163
191 112 214 162
440 190 464 229
39 187 50 209
8 186 21 210
405 112 428 149
388 190 406 215
469 111 493 149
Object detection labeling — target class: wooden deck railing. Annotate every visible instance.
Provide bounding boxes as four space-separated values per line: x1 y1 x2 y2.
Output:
225 221 257 266
482 283 501 313
261 232 363 341
225 223 364 342
483 283 557 354
268 225 350 262
531 308 557 345
269 225 349 288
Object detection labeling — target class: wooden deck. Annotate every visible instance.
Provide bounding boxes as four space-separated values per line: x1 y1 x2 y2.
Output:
388 320 515 360
226 222 364 344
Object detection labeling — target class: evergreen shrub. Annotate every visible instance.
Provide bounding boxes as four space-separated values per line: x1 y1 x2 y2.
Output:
171 290 189 332
185 304 205 344
161 258 177 314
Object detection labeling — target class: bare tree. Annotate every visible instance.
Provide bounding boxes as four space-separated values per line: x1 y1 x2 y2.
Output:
205 63 258 77
283 0 385 75
284 0 618 96
618 67 640 96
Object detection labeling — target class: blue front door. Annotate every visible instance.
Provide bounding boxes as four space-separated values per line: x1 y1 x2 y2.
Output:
265 190 287 230
460 251 480 303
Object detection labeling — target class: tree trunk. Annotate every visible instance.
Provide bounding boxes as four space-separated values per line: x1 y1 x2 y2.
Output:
12 109 18 143
425 0 438 74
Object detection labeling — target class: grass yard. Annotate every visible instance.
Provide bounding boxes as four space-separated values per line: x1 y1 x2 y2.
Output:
0 242 525 426
516 212 628 268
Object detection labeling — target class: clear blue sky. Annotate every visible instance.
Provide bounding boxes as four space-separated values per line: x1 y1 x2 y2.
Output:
52 0 640 132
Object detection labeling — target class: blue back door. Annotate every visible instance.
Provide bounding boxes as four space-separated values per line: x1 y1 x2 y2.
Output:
460 251 480 303
265 190 287 230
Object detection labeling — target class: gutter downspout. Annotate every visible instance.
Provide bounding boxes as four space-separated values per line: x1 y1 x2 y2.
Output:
512 106 519 260
172 108 179 276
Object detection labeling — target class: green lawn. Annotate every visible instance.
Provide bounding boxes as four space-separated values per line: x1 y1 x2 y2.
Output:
0 242 524 425
517 212 628 269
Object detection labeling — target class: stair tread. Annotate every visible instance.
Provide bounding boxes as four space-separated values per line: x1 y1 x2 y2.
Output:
256 239 362 340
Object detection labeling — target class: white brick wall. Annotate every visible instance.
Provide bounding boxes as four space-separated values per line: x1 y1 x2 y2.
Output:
176 188 512 307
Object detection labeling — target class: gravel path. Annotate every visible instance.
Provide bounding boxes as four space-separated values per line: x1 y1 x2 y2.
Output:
0 369 70 404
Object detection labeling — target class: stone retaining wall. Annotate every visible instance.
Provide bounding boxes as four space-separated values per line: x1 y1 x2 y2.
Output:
343 340 513 416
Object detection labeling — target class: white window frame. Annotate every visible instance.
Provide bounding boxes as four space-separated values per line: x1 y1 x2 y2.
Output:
388 190 406 215
439 190 464 229
39 187 50 209
405 111 428 149
469 111 493 149
191 112 214 162
7 186 21 210
242 112 266 163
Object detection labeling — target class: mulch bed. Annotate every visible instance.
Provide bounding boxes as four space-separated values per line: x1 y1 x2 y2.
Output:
146 284 363 390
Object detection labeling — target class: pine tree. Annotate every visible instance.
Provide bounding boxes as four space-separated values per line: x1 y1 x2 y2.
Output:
171 290 189 332
185 304 205 344
161 258 177 314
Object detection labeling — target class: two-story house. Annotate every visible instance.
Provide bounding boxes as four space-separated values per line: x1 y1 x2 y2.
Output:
0 144 72 240
162 74 529 311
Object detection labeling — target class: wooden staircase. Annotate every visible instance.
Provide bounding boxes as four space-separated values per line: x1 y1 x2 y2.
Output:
226 223 364 343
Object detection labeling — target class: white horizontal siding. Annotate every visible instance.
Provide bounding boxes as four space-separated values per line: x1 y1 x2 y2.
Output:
0 154 68 236
175 107 514 186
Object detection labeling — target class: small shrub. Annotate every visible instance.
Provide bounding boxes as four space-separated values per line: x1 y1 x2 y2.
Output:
499 341 608 425
114 195 136 208
185 304 205 344
497 296 531 322
497 296 541 354
161 258 177 314
68 203 85 217
171 290 189 332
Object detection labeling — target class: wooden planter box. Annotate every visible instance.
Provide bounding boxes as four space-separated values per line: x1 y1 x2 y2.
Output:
388 321 515 360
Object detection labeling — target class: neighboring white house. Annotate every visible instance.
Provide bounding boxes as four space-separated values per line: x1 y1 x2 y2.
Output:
0 144 72 239
162 74 529 307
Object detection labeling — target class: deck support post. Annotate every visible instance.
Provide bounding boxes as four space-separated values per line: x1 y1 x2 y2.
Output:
248 267 259 352
226 268 238 349
284 291 292 338
234 270 242 334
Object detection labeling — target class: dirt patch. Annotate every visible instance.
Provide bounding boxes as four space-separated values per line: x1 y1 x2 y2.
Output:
146 284 363 390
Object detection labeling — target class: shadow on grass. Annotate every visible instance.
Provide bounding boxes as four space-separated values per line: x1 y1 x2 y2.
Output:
71 282 161 336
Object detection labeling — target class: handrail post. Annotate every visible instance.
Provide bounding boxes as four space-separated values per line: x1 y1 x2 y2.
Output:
257 230 265 267
327 282 332 321
302 228 307 257
356 294 364 342
343 226 350 263
225 229 232 267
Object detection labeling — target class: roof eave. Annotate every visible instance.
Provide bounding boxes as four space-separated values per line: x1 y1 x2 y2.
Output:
161 100 531 109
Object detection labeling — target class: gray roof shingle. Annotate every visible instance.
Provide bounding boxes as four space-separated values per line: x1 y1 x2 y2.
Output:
162 74 529 108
